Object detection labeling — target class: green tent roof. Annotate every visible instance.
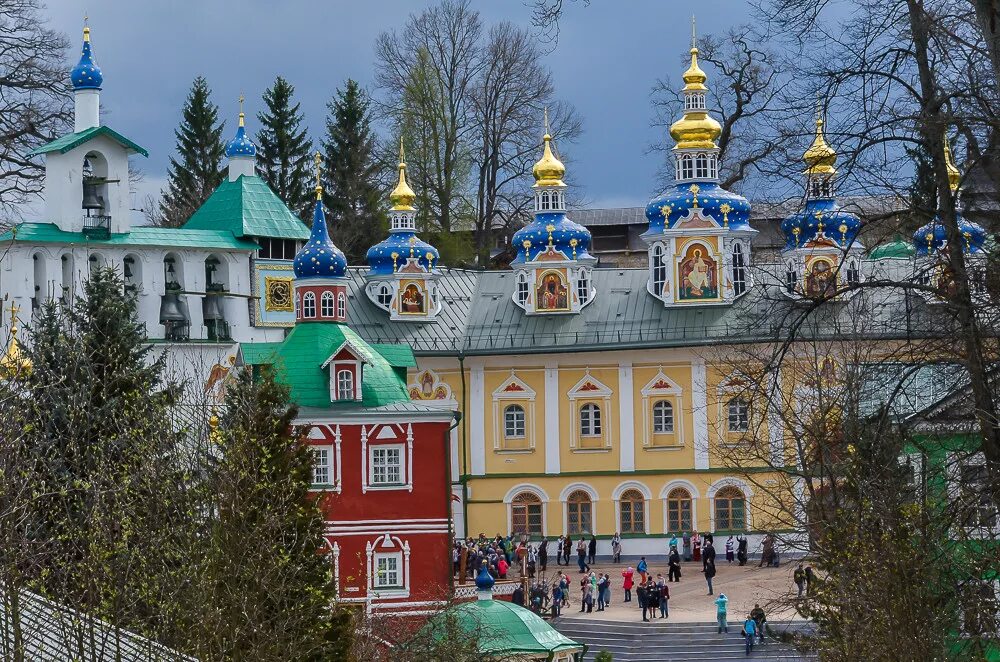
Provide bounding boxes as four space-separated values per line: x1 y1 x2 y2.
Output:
422 599 584 658
272 322 410 408
184 175 310 240
239 342 283 365
869 235 915 259
29 125 148 157
0 222 258 250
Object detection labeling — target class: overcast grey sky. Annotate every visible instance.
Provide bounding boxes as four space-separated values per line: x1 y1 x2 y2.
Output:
38 0 753 218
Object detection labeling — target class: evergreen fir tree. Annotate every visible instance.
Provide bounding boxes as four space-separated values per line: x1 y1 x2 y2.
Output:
193 366 351 660
158 76 226 228
323 79 386 263
255 76 314 221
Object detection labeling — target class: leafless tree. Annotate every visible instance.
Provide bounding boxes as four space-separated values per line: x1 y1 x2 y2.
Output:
0 0 72 218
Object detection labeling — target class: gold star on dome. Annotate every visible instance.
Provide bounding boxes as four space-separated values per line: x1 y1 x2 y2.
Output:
814 210 825 233
660 204 673 218
689 184 701 208
719 202 732 227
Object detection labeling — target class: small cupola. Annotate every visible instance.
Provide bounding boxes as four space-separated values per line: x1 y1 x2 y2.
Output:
225 94 258 181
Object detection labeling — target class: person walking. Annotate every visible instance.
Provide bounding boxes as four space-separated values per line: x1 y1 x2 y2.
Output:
715 593 729 634
588 535 597 565
539 538 548 572
657 575 668 618
743 613 757 655
596 573 607 611
637 580 650 622
668 546 682 583
562 535 572 566
794 563 806 597
737 534 748 566
704 557 717 595
805 565 815 595
611 532 622 563
622 566 634 602
750 603 766 643
577 537 590 573
602 573 612 609
646 581 660 621
637 556 648 584
759 533 774 568
560 573 570 608
726 535 735 564
551 580 562 618
703 539 717 571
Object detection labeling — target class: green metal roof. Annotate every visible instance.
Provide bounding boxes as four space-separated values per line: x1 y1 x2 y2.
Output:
239 341 283 365
370 343 417 369
29 125 148 157
183 175 310 240
422 599 584 657
869 235 915 259
272 322 410 408
0 223 258 250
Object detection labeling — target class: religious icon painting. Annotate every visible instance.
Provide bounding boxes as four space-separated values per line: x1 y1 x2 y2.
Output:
535 269 569 312
398 281 426 315
804 258 837 299
677 243 719 301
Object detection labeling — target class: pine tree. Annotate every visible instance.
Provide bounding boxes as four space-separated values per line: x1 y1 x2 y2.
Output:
323 79 386 263
190 366 351 660
158 76 226 228
256 76 314 221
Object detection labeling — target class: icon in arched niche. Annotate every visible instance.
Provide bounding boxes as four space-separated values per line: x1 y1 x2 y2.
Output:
399 281 426 314
408 370 452 401
678 244 718 300
805 258 836 298
536 270 568 311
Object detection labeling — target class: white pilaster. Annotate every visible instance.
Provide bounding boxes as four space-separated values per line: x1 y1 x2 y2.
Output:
767 370 785 466
449 424 460 482
692 358 709 470
334 424 343 493
618 362 635 472
544 364 561 474
405 423 414 493
470 364 486 476
360 425 369 493
74 89 100 132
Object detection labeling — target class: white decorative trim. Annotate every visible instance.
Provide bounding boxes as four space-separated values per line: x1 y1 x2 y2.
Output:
567 369 613 450
334 424 343 494
659 479 701 499
560 482 599 536
360 425 368 494
692 359 709 469
612 480 651 535
503 483 549 538
640 368 685 449
366 534 411 600
544 365 561 474
707 476 754 532
367 442 407 490
492 370 537 452
320 339 371 368
470 365 486 475
618 363 635 471
406 424 414 493
767 369 784 465
660 479 700 534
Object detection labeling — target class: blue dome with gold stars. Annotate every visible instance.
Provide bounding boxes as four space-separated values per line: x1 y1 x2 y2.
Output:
511 212 594 265
293 197 347 279
643 182 751 237
913 214 987 256
781 199 862 250
71 26 103 91
225 115 257 158
366 231 439 276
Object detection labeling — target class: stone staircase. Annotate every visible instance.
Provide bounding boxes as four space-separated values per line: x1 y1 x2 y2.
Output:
552 617 815 661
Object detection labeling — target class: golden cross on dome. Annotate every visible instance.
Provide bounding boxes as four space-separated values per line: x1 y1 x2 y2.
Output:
544 106 551 136
314 151 323 198
691 15 697 49
660 204 673 219
546 223 555 245
6 302 19 334
792 226 801 247
689 184 701 208
391 251 399 271
522 239 532 250
719 202 732 227
238 93 245 126
839 223 848 243
814 210 824 232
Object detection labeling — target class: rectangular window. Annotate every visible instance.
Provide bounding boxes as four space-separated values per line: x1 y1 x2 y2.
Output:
374 553 402 588
511 503 543 537
667 499 691 532
960 464 997 529
370 445 403 486
337 369 355 400
311 447 332 486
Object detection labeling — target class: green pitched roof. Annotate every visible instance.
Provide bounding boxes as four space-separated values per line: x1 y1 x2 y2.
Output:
370 343 417 369
422 600 584 657
29 126 148 157
239 342 283 365
0 223 258 250
272 322 410 408
184 175 310 240
869 235 915 259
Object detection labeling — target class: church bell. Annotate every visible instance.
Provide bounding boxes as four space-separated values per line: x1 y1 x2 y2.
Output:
202 295 224 321
159 292 186 324
82 181 104 212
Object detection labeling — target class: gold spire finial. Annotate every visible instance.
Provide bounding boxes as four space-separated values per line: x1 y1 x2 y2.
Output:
314 151 323 199
533 110 566 187
669 17 722 151
803 101 837 175
83 15 91 42
943 132 960 192
238 93 245 127
389 137 417 211
691 15 696 49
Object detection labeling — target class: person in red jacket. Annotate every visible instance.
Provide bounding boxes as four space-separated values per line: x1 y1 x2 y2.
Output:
621 566 635 602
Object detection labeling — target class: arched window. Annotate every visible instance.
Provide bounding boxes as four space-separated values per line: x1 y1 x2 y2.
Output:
337 292 346 318
652 245 667 296
321 291 335 317
302 292 316 318
504 404 526 438
541 191 551 210
566 490 593 535
727 398 749 433
619 489 645 534
516 273 529 305
653 400 674 433
511 492 543 537
714 486 746 531
696 153 709 179
336 369 354 400
681 154 694 180
377 284 392 307
785 261 798 294
577 270 590 305
811 180 821 197
845 258 860 286
666 488 692 532
709 154 718 179
580 403 602 436
554 191 565 209
732 243 747 296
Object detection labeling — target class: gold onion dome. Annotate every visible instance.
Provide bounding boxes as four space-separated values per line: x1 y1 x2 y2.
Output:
533 133 566 187
389 140 417 211
669 47 722 150
804 118 837 174
0 306 31 379
944 136 961 192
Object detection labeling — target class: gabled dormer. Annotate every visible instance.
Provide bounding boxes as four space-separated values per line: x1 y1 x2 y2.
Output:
321 341 368 403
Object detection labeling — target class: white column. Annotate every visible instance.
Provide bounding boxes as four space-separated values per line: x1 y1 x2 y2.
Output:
692 358 709 470
406 424 414 492
618 362 635 472
470 364 486 476
334 424 343 493
544 364 561 474
360 425 369 493
767 369 784 466
449 424 460 483
74 89 100 132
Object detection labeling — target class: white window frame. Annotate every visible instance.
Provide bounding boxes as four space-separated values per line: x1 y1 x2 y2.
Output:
337 291 346 318
504 404 526 439
652 400 674 433
320 291 334 317
366 535 411 599
492 373 537 452
374 552 403 588
731 242 748 296
377 284 392 307
577 270 590 305
580 403 602 437
612 482 651 535
727 398 750 433
515 272 530 306
311 445 334 487
651 244 668 298
566 372 613 451
369 443 405 487
641 370 684 448
302 291 316 318
336 369 355 400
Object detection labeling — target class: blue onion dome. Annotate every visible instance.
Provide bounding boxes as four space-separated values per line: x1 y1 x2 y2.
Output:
225 111 257 158
294 186 347 279
70 23 103 91
781 199 862 250
913 215 987 255
643 182 751 236
475 563 495 594
511 215 593 265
